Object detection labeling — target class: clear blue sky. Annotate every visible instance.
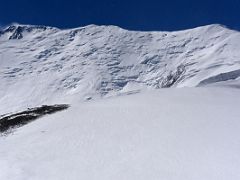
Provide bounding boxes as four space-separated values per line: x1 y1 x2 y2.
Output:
1 0 240 31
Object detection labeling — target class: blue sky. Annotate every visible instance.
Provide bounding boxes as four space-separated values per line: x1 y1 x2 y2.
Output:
0 0 240 31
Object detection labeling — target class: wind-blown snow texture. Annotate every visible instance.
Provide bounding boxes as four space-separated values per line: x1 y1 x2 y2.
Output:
1 24 240 113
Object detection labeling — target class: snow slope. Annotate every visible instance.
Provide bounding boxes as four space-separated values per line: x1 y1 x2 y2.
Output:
1 24 240 180
1 88 240 180
1 24 240 113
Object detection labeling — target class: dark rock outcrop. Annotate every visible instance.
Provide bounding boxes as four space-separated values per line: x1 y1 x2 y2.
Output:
0 104 69 134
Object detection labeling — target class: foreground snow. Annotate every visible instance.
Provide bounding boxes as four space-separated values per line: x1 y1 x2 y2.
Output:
1 87 240 180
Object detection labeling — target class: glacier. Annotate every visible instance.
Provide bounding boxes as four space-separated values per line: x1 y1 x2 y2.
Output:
1 23 240 113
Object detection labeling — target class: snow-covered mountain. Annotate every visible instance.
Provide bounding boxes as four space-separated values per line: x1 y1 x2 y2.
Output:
1 24 240 180
1 23 240 113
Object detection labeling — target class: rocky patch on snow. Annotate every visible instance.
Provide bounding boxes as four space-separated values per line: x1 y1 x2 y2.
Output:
0 104 69 134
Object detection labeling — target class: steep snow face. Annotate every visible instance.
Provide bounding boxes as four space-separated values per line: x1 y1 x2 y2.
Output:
1 88 240 180
0 24 240 113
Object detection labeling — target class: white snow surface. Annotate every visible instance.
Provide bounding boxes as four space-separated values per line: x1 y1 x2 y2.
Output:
0 88 240 180
1 24 240 113
1 24 240 179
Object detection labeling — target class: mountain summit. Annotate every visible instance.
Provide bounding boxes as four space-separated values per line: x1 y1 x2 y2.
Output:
1 24 240 113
